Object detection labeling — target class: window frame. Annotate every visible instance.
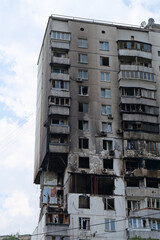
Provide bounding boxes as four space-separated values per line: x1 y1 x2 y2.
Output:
78 39 88 48
99 41 109 51
78 54 88 64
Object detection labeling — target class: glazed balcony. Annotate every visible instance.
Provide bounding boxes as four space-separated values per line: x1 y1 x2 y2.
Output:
51 41 69 50
118 49 152 59
120 64 154 73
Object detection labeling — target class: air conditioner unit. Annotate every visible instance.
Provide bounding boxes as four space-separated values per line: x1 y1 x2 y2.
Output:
100 131 107 136
109 150 115 156
117 129 122 134
76 78 83 82
108 114 113 119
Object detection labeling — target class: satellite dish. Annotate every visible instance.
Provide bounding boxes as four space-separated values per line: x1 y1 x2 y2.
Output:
140 21 146 27
148 18 155 25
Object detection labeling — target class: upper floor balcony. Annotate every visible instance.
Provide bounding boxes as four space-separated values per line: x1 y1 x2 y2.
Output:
49 143 69 153
117 40 152 59
52 56 70 66
49 105 70 116
51 72 69 81
51 41 70 50
119 64 154 73
50 124 70 134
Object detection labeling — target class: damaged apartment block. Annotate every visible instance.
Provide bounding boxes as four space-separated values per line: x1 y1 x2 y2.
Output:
32 15 160 240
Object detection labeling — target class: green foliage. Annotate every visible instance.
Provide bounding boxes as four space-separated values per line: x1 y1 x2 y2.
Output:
2 233 20 240
129 236 155 240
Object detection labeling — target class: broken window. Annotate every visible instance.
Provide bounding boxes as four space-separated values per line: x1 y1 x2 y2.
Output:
103 159 113 169
79 195 90 208
147 198 160 209
51 118 68 126
103 140 113 150
69 174 114 195
104 198 115 210
79 138 89 149
100 56 109 66
145 159 160 170
46 213 69 225
125 160 140 171
79 86 88 96
79 217 90 230
79 102 88 113
79 120 88 130
146 178 159 188
50 136 68 144
50 97 70 106
79 157 89 168
126 178 139 187
105 219 115 231
127 140 136 150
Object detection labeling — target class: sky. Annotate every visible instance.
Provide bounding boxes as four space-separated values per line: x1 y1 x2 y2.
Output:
0 0 160 236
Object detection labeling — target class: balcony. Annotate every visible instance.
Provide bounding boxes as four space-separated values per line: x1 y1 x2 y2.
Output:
129 230 160 240
51 72 69 81
122 114 158 123
118 49 152 59
121 96 156 106
50 89 70 98
49 106 69 116
126 187 160 198
52 56 70 65
50 125 70 134
51 41 69 50
49 143 69 153
120 64 154 73
124 149 160 160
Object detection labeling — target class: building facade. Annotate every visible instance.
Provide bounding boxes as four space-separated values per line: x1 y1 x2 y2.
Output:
33 15 160 240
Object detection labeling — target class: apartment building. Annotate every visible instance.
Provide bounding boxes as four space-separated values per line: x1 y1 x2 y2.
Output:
33 15 160 240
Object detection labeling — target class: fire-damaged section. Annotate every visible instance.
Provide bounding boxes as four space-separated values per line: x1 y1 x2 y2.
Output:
69 173 114 195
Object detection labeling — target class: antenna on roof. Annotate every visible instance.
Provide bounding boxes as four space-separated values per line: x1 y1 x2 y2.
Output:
148 18 155 26
140 21 146 28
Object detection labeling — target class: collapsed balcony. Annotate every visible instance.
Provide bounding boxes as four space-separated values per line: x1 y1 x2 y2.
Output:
69 173 114 195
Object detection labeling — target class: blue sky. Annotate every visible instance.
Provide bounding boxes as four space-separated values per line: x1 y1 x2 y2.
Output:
0 0 160 236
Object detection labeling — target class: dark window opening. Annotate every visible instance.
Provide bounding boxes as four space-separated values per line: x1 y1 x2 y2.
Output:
70 174 114 195
103 140 113 150
146 178 159 188
103 159 113 169
104 198 115 210
79 195 90 209
79 138 89 149
145 160 160 170
79 217 90 230
126 178 139 187
79 157 89 168
125 160 142 171
47 213 69 225
100 56 109 66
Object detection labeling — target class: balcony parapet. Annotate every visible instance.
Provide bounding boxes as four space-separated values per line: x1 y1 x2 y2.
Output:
51 72 69 80
50 125 70 134
49 143 69 153
120 64 154 73
118 49 152 59
49 105 70 116
52 56 70 65
51 41 69 49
